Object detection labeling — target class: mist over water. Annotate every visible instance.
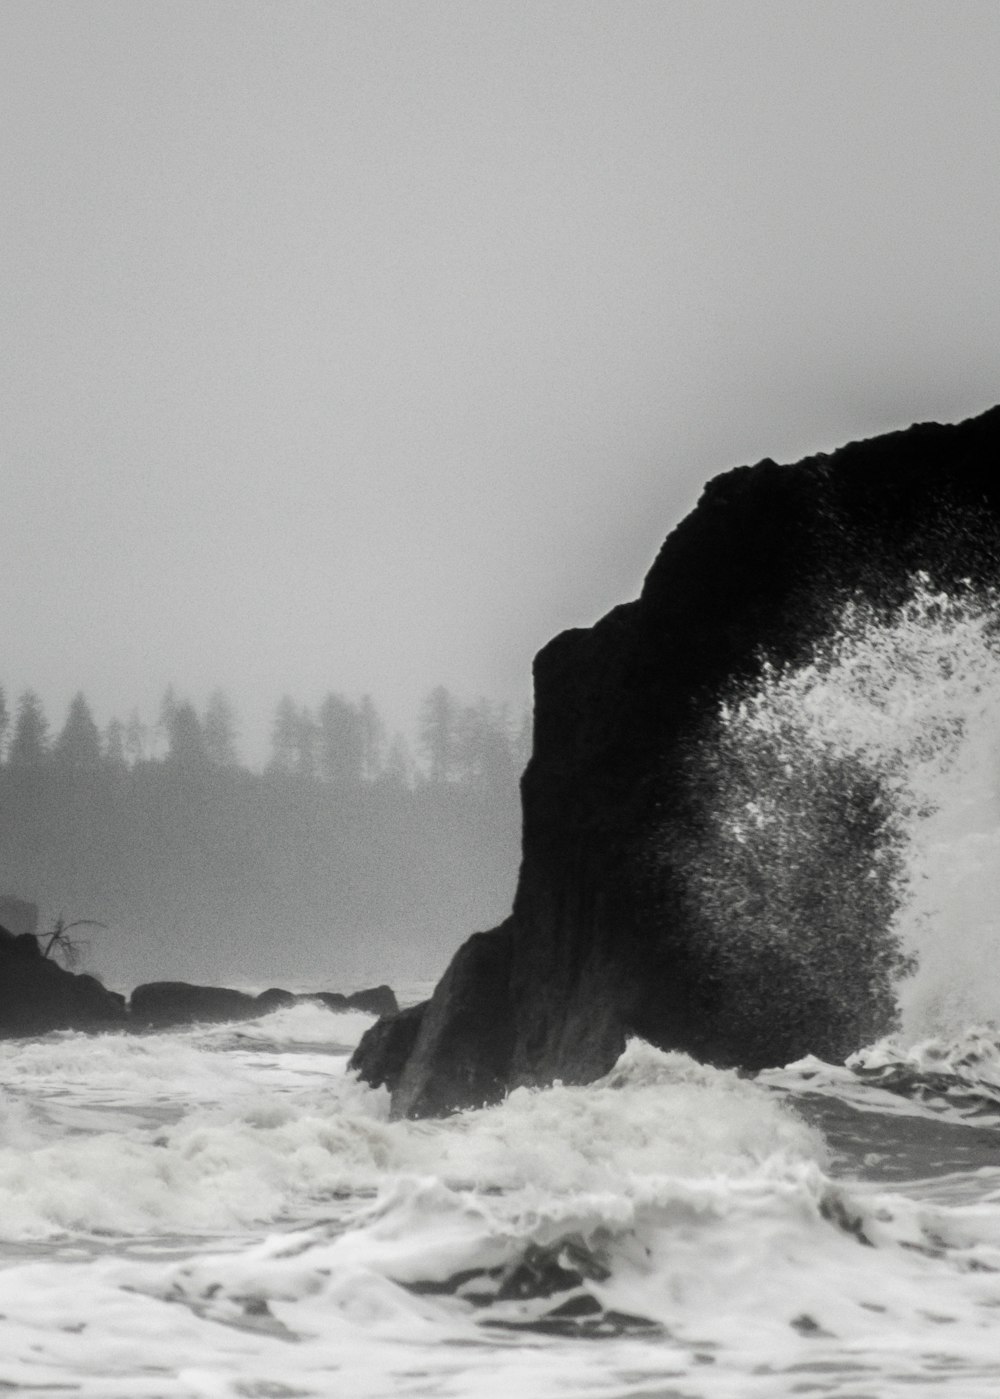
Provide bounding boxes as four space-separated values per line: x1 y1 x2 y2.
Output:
695 576 1000 1043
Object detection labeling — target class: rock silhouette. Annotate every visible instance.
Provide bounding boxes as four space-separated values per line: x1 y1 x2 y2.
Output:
352 405 1000 1116
0 923 127 1036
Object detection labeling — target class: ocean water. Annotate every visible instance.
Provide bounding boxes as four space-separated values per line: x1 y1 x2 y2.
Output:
7 580 1000 1396
4 1009 1000 1397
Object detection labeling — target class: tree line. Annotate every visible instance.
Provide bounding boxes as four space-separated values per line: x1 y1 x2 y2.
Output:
0 684 532 791
0 684 527 987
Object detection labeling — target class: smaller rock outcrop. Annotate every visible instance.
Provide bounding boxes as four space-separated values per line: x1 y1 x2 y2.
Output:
310 986 399 1016
129 980 401 1029
342 984 398 1017
254 986 299 1013
312 991 350 1012
130 981 259 1027
351 923 514 1117
347 1002 427 1092
0 928 127 1036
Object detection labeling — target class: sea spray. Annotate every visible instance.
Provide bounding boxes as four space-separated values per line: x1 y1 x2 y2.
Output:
682 575 1000 1052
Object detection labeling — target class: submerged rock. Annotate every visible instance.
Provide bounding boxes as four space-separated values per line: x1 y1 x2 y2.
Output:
352 404 1000 1116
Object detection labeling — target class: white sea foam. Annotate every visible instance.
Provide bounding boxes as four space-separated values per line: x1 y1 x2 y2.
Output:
0 1036 819 1243
763 1027 1000 1135
192 1000 378 1051
2 1029 1000 1397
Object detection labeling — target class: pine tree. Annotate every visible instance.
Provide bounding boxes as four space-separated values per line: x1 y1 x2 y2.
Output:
124 709 148 766
53 692 102 770
164 699 209 770
269 697 316 778
155 686 178 760
419 685 459 784
359 694 385 781
317 693 364 786
383 732 415 789
455 698 516 789
8 691 49 767
203 690 239 768
0 686 10 763
269 696 299 774
104 716 128 771
294 706 318 780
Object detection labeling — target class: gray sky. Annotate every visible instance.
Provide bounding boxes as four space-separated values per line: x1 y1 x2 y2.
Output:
4 1 1000 764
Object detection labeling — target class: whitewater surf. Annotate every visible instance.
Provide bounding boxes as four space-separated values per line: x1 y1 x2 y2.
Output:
0 1002 999 1396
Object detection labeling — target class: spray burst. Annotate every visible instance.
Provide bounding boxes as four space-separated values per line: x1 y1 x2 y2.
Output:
681 576 1000 1056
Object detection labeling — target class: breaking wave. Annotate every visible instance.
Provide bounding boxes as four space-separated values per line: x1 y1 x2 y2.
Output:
685 576 1000 1052
4 1007 1000 1394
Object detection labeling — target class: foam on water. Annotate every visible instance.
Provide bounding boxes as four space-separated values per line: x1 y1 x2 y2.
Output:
3 1020 1000 1396
0 1035 819 1243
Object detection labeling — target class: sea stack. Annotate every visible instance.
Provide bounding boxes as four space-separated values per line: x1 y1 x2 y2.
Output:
351 406 1000 1116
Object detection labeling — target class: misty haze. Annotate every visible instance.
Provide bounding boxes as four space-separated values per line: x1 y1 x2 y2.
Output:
0 684 528 988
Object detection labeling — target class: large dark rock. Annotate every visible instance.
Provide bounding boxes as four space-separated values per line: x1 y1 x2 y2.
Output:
0 934 127 1036
130 980 259 1027
354 405 1000 1116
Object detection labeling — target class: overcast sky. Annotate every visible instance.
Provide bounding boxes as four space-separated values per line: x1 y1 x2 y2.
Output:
4 1 1000 764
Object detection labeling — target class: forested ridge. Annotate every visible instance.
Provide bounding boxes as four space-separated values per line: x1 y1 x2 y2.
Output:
0 685 528 991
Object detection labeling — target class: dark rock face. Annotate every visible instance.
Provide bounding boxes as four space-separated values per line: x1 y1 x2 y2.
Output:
255 987 299 1013
354 405 1000 1116
0 935 127 1036
344 984 398 1017
388 924 515 1118
348 1002 427 1093
0 926 42 959
130 981 259 1027
349 931 515 1114
310 986 398 1016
